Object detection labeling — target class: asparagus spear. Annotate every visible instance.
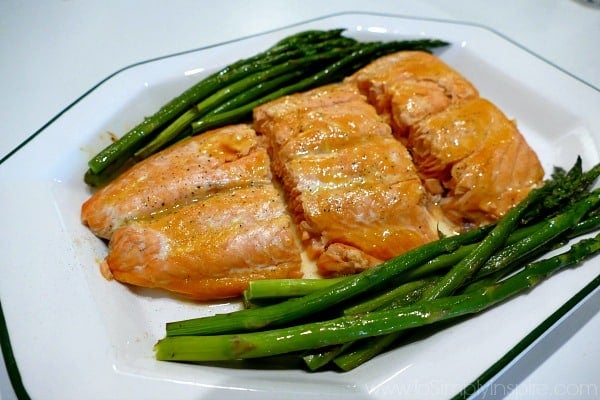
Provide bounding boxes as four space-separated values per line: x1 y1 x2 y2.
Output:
134 47 356 158
84 31 448 186
331 190 600 370
154 233 600 362
421 188 545 300
319 161 600 370
272 28 347 48
524 157 600 222
302 278 438 371
165 224 491 336
156 160 600 369
189 39 449 135
478 191 599 276
83 29 356 183
243 277 346 302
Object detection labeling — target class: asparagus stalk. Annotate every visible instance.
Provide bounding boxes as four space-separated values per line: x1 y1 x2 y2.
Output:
331 191 600 370
478 191 599 277
331 165 600 370
303 343 353 371
243 277 346 302
189 39 449 135
165 224 491 336
461 211 600 295
342 278 438 316
272 28 347 48
154 233 600 362
84 31 448 186
241 191 600 308
134 47 356 158
206 70 304 116
421 188 545 300
83 29 354 184
303 278 438 371
524 157 600 222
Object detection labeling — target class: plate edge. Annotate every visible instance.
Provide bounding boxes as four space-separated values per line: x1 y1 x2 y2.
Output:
0 300 31 400
449 274 600 400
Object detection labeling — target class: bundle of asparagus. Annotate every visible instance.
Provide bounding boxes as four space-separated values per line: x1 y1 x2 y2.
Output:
84 29 448 187
154 158 600 372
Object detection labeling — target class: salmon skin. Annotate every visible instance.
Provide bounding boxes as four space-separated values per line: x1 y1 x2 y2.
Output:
254 83 440 276
83 124 302 300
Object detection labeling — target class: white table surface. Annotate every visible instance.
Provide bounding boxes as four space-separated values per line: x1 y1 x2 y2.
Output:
0 1 598 399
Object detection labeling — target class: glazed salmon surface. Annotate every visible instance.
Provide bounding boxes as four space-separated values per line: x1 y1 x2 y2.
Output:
254 83 440 275
345 51 479 137
81 124 270 239
82 51 545 299
347 51 544 227
410 98 545 225
102 184 302 300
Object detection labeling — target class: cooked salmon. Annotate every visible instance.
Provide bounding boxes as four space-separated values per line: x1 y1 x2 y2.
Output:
254 83 440 275
345 51 479 138
82 51 545 299
102 184 302 300
410 97 544 225
81 124 271 239
346 50 543 226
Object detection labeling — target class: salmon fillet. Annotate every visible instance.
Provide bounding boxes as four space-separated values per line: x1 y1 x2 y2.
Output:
81 124 270 239
410 98 545 225
254 83 439 275
102 184 302 300
85 125 303 299
345 51 479 138
347 51 543 227
82 51 545 298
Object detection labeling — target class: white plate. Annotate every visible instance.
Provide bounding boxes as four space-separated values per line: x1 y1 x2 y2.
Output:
1 12 599 400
